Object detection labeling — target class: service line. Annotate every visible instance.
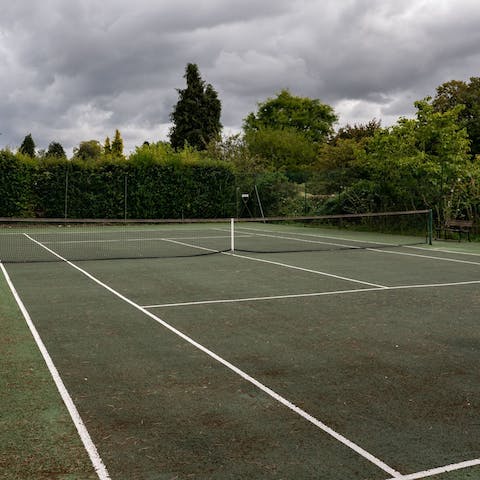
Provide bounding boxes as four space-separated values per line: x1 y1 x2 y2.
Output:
141 279 480 309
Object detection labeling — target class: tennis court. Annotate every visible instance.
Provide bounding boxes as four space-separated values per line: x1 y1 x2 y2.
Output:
1 216 480 479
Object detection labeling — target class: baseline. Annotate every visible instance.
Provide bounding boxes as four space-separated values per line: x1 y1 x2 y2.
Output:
385 457 480 480
23 233 402 478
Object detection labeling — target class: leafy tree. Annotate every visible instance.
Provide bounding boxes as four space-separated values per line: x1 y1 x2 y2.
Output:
433 77 480 156
332 119 381 144
104 136 112 154
244 126 318 172
46 141 67 159
316 138 368 195
111 129 124 157
19 133 36 158
335 99 471 221
170 63 222 150
73 140 103 161
243 90 337 144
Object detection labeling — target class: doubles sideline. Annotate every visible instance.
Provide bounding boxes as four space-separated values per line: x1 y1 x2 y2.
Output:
0 262 111 480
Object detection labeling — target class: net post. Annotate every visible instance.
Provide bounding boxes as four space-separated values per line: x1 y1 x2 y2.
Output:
427 209 433 245
230 218 235 252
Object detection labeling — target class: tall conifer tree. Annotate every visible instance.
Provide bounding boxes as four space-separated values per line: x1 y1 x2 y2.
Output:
170 63 222 150
19 133 36 158
111 129 124 157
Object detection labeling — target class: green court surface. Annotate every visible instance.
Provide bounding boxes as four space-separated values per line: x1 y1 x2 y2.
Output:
1 222 480 479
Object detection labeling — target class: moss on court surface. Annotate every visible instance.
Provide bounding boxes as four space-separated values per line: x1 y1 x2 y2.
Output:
0 272 96 480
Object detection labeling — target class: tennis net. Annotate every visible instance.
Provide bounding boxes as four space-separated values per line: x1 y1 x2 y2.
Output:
232 210 432 254
0 218 234 263
0 210 432 263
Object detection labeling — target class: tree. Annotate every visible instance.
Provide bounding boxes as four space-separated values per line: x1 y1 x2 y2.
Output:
73 140 103 161
169 63 222 150
243 89 337 144
332 119 381 144
19 133 36 158
46 141 67 159
104 136 112 155
433 77 480 157
111 129 124 157
346 99 471 219
244 126 318 172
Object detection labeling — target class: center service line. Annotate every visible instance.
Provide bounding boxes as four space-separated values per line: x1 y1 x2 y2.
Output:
24 233 402 478
162 237 389 289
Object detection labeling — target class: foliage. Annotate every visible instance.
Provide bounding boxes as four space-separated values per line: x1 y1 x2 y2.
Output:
244 126 318 172
235 171 298 217
243 89 337 144
0 149 36 216
19 134 36 158
433 77 480 157
46 141 67 159
332 119 382 144
104 136 112 154
317 137 369 195
0 145 237 219
318 100 474 225
111 129 124 158
205 134 266 175
170 63 222 150
73 140 103 161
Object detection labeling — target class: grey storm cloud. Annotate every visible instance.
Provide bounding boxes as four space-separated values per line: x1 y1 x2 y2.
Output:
1 0 479 154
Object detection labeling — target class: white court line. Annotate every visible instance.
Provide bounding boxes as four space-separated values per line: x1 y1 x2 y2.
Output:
42 234 236 245
142 287 381 308
385 458 480 480
141 279 480 309
161 237 387 289
23 233 402 478
233 227 366 250
226 251 388 288
0 262 111 480
234 225 391 247
408 245 480 257
235 227 480 266
372 248 480 266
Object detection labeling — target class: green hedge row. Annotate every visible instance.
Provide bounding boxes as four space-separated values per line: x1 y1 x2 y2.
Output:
0 147 237 219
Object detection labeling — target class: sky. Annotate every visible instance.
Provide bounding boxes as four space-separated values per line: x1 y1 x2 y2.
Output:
1 0 479 155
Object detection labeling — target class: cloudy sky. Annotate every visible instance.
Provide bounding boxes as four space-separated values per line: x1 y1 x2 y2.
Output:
1 0 479 154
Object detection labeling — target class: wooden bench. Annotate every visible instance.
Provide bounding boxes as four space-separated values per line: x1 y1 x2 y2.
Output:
437 219 473 241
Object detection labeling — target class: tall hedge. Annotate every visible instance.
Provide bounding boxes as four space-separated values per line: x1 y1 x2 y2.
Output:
0 146 236 219
0 150 36 216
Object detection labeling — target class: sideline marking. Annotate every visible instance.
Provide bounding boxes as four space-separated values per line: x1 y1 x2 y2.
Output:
233 227 367 249
142 279 480 309
408 245 480 257
369 248 480 266
234 226 480 266
0 262 111 480
24 233 402 478
385 458 480 480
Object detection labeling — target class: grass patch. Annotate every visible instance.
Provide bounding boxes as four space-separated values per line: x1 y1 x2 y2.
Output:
0 267 97 480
